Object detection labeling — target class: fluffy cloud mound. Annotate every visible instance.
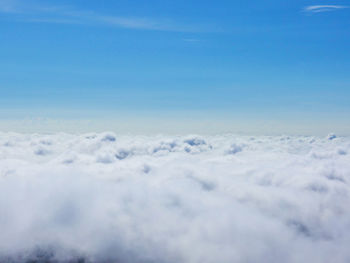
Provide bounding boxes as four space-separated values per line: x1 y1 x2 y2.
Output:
0 132 350 263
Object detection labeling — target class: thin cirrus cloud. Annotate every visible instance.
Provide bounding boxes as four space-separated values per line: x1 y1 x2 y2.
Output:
0 0 205 32
304 5 348 13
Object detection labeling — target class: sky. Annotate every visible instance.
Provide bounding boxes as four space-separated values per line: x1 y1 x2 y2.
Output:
0 0 349 134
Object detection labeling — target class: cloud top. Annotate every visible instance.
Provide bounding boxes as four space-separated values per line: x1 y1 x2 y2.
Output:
0 132 350 262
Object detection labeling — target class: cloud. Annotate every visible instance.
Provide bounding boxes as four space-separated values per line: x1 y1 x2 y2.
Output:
1 132 350 262
304 5 348 13
183 38 201 42
0 0 203 32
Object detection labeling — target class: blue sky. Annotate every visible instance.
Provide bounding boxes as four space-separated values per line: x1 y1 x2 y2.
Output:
0 0 349 134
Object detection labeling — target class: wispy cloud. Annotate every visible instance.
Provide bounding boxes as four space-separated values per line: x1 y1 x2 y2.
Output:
183 38 201 42
304 5 348 13
0 0 205 32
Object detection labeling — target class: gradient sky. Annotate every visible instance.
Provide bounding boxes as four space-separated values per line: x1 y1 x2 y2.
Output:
1 0 350 134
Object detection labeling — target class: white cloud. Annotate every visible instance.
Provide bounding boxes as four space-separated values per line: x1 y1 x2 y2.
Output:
304 5 348 13
0 132 350 262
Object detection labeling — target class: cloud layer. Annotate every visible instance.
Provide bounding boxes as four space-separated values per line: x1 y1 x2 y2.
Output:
0 132 350 262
